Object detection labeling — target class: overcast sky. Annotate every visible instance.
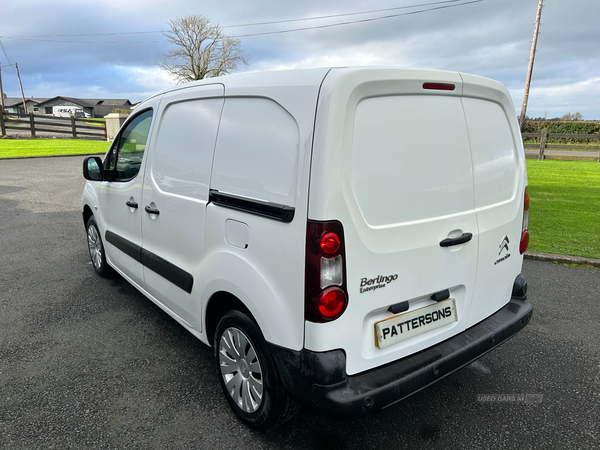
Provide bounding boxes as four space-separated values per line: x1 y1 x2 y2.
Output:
1 0 599 119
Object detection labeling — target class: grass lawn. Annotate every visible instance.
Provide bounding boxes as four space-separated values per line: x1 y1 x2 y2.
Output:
527 160 600 259
0 139 110 158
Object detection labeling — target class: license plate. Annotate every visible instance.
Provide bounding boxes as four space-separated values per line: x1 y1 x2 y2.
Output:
375 298 458 349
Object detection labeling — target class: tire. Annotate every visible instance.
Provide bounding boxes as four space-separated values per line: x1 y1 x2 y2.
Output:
86 215 113 278
214 310 299 430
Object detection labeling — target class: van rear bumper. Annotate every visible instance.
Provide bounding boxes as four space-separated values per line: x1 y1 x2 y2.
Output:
268 297 532 419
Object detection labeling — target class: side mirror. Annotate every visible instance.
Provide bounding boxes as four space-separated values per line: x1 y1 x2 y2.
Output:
83 156 104 181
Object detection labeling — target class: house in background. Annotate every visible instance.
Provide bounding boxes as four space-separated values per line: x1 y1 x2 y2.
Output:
2 96 48 114
37 97 132 118
2 94 132 118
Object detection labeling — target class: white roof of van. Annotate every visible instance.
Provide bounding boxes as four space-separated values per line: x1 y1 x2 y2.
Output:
141 67 506 114
146 67 333 101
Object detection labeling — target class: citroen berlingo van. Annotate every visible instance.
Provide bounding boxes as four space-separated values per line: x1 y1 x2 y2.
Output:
82 67 532 429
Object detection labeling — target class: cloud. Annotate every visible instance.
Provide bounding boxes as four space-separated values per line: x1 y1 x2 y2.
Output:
1 0 600 118
524 77 600 119
111 66 175 100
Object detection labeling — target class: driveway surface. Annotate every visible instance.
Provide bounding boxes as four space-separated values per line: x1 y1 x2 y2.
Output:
1 156 599 449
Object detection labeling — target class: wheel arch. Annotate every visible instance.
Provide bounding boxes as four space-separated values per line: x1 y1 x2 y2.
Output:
199 250 304 351
82 204 94 229
205 291 256 347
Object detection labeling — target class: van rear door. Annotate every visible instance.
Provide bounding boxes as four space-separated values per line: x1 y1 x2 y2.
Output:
460 74 527 327
306 69 480 375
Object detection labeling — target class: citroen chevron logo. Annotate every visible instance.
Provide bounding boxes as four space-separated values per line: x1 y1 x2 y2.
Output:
494 235 512 265
498 235 510 255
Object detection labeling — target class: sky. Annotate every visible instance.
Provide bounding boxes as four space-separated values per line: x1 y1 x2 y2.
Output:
1 0 599 119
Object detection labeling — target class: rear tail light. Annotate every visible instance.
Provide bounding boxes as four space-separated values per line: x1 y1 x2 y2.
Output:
321 232 341 254
320 255 343 288
306 220 348 322
520 186 529 254
318 287 346 319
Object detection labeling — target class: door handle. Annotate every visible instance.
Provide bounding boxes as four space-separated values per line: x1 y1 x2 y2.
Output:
144 206 160 215
125 200 138 209
440 232 473 247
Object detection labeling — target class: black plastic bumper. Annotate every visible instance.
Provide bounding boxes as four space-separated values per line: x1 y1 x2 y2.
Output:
269 297 532 420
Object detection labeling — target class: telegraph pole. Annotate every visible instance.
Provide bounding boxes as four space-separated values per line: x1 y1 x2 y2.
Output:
0 64 5 136
15 62 28 114
519 0 544 132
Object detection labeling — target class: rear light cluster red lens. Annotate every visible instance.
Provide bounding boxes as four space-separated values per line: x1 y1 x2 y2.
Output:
318 287 346 318
520 186 530 254
306 220 348 323
321 232 341 255
520 230 530 254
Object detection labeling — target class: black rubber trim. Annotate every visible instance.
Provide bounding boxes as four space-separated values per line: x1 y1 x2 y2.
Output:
440 232 473 247
140 249 193 294
105 230 142 263
267 345 347 402
512 274 528 300
270 296 532 420
104 230 193 293
388 301 409 314
431 289 450 302
209 189 295 223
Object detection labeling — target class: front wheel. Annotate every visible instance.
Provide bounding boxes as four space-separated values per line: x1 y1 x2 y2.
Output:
86 215 113 278
214 310 299 430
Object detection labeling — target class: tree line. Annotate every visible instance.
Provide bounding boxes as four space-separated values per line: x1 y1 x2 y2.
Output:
523 112 587 122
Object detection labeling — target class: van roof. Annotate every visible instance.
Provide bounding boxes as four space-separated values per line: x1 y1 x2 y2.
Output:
140 66 503 108
145 67 333 102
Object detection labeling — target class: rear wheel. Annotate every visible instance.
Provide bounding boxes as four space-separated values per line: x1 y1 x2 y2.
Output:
214 310 299 430
86 215 113 278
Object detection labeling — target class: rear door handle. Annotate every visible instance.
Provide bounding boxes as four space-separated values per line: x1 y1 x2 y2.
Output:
125 200 138 209
144 206 160 215
440 232 473 247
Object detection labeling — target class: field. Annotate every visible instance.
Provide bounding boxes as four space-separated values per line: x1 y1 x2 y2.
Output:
0 139 109 158
526 160 600 259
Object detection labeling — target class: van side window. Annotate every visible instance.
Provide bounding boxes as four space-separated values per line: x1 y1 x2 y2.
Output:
108 109 153 181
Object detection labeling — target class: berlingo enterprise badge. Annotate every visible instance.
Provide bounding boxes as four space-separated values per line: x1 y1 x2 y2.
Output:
359 274 398 294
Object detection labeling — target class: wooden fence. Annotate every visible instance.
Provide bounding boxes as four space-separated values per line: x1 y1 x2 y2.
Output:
523 129 600 162
1 112 107 140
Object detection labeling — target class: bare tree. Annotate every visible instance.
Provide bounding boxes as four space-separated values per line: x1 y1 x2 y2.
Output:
560 112 584 121
158 15 249 83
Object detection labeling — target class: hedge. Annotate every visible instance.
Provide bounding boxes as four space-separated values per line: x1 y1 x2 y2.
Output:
523 121 600 144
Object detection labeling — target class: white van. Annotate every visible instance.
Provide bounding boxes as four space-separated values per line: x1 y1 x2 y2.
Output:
53 106 86 118
81 67 532 429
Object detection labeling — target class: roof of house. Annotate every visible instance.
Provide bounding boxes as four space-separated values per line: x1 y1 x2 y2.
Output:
3 97 49 107
3 96 132 109
36 96 132 108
